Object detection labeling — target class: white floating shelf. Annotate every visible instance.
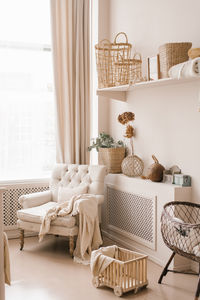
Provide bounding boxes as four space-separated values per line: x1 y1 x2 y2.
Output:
96 77 200 101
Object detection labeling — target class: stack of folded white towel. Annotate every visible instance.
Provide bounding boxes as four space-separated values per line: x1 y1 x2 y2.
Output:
168 58 200 79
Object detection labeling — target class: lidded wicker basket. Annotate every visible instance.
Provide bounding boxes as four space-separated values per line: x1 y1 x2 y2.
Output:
95 32 132 88
159 42 192 78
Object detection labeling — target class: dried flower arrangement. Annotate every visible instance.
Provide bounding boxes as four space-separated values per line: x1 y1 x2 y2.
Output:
118 112 135 154
118 111 144 177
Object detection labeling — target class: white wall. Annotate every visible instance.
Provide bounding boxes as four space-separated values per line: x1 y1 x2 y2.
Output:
0 190 6 300
98 0 200 203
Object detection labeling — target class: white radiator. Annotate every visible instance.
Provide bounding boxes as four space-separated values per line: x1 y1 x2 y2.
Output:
1 179 49 237
105 185 157 250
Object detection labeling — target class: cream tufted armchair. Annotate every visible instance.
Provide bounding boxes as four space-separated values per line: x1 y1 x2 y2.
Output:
17 164 107 256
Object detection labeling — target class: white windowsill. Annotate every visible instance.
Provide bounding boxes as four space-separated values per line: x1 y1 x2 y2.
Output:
0 177 50 185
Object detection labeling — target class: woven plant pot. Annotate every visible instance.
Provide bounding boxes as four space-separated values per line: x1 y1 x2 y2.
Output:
159 42 192 78
121 155 144 177
98 147 125 173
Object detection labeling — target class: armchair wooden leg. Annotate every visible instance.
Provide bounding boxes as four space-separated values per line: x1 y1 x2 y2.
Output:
19 229 24 251
69 236 74 257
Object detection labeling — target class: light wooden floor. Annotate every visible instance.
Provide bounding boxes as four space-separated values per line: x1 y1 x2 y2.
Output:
5 235 198 300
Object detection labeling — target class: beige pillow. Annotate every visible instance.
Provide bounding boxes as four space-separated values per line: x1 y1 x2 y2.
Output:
57 185 88 204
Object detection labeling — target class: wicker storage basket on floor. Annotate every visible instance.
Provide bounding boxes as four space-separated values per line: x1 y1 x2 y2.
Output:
98 147 125 173
95 32 132 88
159 42 192 78
92 247 148 297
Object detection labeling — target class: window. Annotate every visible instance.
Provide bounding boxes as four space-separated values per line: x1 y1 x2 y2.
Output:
0 0 55 180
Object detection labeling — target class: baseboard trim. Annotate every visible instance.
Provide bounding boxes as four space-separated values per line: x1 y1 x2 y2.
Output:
102 230 164 267
102 230 192 271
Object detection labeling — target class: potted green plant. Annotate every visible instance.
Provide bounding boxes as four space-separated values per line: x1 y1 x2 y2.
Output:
88 132 125 173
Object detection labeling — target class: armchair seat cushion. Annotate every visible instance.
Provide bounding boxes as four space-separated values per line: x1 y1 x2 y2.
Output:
17 202 76 228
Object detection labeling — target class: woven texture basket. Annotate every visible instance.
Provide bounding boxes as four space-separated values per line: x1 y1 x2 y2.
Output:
95 32 132 88
159 42 192 78
115 53 143 85
98 147 125 173
121 155 144 177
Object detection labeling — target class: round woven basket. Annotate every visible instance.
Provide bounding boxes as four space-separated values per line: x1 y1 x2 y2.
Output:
121 155 144 177
98 147 125 173
159 42 192 78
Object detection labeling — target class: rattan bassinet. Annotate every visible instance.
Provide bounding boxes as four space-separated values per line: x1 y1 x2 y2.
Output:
159 201 200 300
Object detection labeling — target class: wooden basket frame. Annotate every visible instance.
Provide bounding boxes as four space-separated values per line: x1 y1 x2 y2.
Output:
92 247 148 296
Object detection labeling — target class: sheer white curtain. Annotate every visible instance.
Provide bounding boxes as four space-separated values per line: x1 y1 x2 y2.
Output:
50 0 91 164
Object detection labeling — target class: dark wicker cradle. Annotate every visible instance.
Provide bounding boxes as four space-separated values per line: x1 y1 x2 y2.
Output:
159 201 200 300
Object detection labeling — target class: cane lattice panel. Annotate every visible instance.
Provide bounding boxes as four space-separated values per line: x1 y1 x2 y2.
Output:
106 186 156 249
2 183 49 228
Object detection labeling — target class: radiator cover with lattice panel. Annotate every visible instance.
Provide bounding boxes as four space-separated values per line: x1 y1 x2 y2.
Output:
103 174 192 268
104 185 157 250
1 181 49 231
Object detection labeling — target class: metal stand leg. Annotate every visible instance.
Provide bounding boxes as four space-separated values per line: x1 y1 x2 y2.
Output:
158 251 176 284
69 236 74 257
19 229 24 251
195 264 200 300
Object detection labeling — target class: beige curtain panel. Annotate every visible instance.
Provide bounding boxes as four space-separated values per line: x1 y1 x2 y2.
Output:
50 0 90 164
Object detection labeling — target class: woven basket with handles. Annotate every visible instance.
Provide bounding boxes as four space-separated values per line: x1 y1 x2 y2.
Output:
114 53 143 85
98 147 125 173
159 42 192 78
95 32 132 88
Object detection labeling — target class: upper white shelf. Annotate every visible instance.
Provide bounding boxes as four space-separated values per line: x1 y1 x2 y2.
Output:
96 77 200 101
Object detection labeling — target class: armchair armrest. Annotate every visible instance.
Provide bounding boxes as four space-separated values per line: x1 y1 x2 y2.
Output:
95 195 104 205
19 190 53 209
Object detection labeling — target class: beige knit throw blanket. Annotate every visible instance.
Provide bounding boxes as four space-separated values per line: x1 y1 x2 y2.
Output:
90 245 118 277
39 194 102 264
